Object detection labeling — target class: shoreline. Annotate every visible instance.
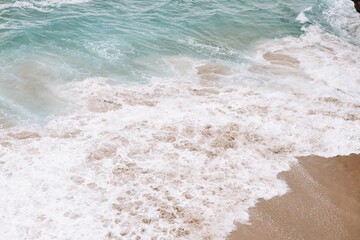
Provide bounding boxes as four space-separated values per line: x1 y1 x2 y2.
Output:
228 154 360 240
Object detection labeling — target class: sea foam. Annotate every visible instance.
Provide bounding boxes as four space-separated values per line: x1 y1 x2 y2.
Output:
1 0 360 238
0 0 90 11
0 25 359 239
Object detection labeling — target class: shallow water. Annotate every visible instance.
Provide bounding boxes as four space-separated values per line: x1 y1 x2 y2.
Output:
0 0 319 122
0 0 359 239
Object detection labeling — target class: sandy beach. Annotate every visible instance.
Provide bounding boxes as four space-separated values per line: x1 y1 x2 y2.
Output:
228 154 360 240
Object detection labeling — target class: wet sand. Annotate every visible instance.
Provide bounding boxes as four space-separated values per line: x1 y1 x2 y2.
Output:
228 154 360 240
0 116 14 128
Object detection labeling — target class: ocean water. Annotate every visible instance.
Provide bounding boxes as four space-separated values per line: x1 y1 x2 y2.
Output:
0 0 359 239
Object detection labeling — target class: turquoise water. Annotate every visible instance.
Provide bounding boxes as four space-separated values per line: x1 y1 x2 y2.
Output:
0 0 358 122
0 0 320 122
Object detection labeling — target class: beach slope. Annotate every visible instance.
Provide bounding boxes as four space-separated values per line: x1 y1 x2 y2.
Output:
229 154 360 240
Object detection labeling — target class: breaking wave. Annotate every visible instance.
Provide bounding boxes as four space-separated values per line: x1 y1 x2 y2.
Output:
0 0 359 239
1 24 360 239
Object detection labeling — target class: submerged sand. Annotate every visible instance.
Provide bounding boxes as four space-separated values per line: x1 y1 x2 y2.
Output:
228 154 360 240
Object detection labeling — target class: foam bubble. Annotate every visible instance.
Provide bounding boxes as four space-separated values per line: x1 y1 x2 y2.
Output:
1 63 359 239
247 25 360 97
0 14 359 240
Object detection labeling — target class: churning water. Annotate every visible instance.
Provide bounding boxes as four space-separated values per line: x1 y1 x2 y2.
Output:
0 0 359 239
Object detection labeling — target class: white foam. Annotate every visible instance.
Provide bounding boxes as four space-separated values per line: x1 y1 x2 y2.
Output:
296 7 312 24
323 0 360 44
0 16 360 240
0 0 90 11
32 0 90 7
247 25 360 97
0 1 41 11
